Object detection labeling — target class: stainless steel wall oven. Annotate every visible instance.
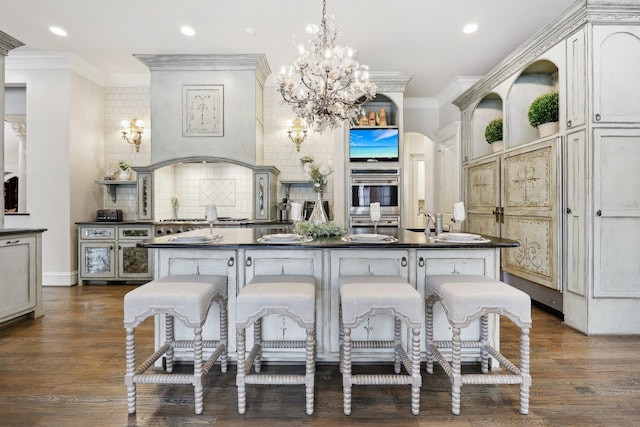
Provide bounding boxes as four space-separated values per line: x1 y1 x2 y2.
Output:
349 168 400 227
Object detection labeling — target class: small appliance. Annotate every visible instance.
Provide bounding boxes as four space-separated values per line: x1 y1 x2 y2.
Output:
96 209 123 222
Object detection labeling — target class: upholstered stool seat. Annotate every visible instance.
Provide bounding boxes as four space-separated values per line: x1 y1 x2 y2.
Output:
425 274 531 415
124 275 228 415
236 275 316 415
339 276 423 416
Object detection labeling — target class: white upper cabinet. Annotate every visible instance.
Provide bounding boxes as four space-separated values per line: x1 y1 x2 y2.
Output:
592 25 640 123
566 28 586 129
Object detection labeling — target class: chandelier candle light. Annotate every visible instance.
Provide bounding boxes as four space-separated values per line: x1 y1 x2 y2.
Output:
278 0 377 133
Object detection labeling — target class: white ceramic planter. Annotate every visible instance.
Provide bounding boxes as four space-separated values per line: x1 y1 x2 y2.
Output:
491 140 504 153
538 121 559 138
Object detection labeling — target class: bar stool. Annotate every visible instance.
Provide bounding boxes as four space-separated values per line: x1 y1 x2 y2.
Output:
339 276 423 416
123 274 228 415
425 274 531 415
235 275 316 415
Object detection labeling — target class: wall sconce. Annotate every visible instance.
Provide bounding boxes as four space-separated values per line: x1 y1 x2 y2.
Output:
120 118 145 152
287 117 308 152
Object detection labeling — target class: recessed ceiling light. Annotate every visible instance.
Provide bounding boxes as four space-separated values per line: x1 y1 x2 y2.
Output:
181 26 196 37
49 26 67 37
244 27 255 36
463 23 478 34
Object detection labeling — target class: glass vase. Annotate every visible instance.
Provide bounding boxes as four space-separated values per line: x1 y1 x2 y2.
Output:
309 191 328 226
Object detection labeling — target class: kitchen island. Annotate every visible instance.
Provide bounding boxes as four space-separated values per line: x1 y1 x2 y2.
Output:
138 227 518 363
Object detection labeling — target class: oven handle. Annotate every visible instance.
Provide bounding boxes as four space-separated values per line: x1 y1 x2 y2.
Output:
351 176 399 185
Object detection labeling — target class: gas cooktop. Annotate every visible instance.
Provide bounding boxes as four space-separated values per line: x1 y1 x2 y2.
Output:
157 217 250 223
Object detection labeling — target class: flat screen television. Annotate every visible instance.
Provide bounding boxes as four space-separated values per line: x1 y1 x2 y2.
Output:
349 127 399 162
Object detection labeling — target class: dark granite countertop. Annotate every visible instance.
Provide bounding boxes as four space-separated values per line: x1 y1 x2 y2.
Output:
0 228 47 236
137 226 519 249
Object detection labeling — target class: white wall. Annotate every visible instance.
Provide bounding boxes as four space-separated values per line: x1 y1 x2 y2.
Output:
5 54 104 286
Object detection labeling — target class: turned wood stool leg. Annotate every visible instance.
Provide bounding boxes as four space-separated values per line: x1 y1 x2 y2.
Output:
125 327 136 414
394 317 402 374
342 327 352 416
193 326 204 415
236 327 247 415
520 327 531 415
254 318 262 373
305 326 316 416
411 326 421 416
218 298 228 373
164 314 175 373
480 314 490 374
451 326 463 416
425 298 435 374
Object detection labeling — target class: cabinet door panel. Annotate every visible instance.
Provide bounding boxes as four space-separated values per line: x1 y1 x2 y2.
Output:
501 139 560 290
566 28 586 129
593 26 640 123
465 157 501 237
565 130 587 297
0 237 36 321
80 243 115 278
593 129 640 297
118 243 150 278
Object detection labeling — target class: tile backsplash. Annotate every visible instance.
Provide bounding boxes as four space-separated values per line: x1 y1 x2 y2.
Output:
154 162 252 220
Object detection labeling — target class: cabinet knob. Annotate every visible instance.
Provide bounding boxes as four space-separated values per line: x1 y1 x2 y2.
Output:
567 120 572 128
401 256 408 267
246 256 252 267
595 114 601 121
596 210 602 217
227 257 235 267
566 208 572 214
418 257 425 267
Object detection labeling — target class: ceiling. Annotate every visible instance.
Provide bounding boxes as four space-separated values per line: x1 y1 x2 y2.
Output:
0 0 576 98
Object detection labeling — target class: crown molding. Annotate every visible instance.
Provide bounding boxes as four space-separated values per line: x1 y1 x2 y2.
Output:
5 51 106 86
0 31 23 56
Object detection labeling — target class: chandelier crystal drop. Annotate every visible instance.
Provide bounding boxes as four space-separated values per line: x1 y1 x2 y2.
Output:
277 0 377 133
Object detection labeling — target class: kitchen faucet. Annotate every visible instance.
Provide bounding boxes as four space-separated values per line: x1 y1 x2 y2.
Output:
417 207 435 238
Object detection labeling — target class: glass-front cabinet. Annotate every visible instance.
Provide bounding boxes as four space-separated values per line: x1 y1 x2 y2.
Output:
78 223 153 284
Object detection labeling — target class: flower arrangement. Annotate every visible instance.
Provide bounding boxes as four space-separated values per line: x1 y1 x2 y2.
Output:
297 221 345 238
118 160 130 171
310 163 332 193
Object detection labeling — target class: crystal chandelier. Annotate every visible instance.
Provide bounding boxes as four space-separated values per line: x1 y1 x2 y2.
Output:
277 0 377 133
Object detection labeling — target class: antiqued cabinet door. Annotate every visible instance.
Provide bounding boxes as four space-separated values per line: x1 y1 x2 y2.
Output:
501 137 561 291
592 25 640 124
593 129 640 298
465 156 501 238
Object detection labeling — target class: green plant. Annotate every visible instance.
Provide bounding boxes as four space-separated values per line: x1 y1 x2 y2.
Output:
528 91 559 128
484 117 503 144
297 221 345 238
118 160 129 171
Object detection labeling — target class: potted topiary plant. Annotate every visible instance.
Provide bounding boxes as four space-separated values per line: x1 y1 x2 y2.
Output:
484 117 504 152
528 91 559 138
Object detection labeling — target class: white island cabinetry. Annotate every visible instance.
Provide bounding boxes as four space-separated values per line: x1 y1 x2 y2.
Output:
0 230 45 326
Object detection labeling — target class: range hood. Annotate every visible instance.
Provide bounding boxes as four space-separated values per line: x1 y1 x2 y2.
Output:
134 54 271 166
132 54 279 222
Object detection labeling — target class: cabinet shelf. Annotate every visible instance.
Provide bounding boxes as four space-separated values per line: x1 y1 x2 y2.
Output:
95 180 136 202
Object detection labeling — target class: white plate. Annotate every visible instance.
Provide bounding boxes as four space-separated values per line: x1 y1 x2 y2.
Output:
433 236 491 244
343 235 398 243
263 233 300 241
169 235 214 243
258 235 313 243
437 232 481 241
348 233 389 241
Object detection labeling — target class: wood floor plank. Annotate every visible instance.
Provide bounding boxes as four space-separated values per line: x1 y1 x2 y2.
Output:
0 285 639 426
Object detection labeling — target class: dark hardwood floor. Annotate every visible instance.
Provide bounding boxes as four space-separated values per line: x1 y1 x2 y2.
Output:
1 285 639 426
